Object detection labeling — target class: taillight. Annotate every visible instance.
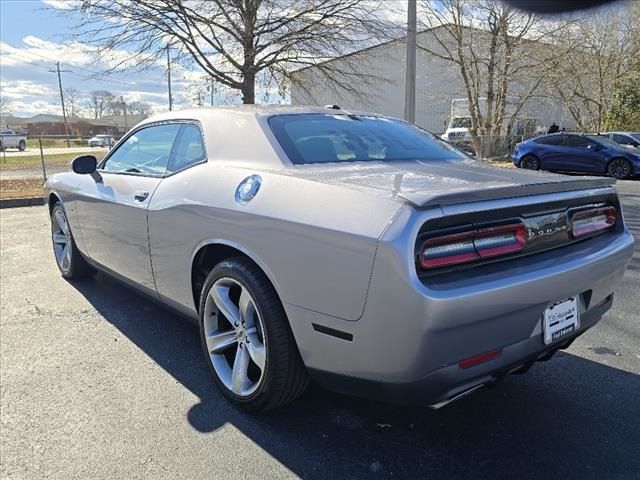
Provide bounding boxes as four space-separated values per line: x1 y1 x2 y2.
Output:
570 206 616 238
420 223 527 269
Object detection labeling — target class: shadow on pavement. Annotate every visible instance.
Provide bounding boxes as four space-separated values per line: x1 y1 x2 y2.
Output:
71 273 640 479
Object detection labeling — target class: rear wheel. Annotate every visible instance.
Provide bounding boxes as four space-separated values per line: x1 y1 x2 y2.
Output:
18 140 26 151
520 154 540 170
606 157 632 179
199 257 308 412
50 203 94 279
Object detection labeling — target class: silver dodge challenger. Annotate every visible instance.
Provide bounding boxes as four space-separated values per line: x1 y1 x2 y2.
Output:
45 105 635 411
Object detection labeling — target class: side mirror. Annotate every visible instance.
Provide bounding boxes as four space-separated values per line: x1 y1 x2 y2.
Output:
72 155 97 174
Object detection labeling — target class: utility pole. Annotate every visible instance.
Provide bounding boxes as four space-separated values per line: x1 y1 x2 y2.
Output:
404 0 417 124
210 77 214 106
166 46 173 111
121 95 128 132
50 62 71 147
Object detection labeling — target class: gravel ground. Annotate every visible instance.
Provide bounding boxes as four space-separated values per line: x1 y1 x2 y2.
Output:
1 180 639 480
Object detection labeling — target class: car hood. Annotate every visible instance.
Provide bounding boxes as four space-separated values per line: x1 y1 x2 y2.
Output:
286 159 615 208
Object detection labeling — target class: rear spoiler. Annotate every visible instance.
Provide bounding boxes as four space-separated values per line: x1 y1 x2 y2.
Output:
406 178 616 208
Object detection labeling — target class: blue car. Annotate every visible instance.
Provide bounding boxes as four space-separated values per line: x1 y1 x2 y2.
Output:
512 133 640 179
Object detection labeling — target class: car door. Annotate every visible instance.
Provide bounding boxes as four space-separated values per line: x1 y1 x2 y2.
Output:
535 135 567 170
74 123 182 293
563 135 603 173
146 123 209 313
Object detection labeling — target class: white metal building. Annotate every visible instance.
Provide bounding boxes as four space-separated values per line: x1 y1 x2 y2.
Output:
290 27 575 135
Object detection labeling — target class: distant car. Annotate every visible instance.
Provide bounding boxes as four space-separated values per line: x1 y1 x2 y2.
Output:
88 134 115 148
44 106 635 412
597 132 640 149
513 133 640 179
0 130 27 151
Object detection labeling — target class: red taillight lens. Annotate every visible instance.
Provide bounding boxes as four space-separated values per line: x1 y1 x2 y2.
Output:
570 206 616 238
420 223 527 269
458 348 502 369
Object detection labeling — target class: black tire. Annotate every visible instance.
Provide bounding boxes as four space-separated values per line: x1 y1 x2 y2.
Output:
50 203 95 279
606 157 632 179
199 257 308 412
520 154 540 170
18 140 26 151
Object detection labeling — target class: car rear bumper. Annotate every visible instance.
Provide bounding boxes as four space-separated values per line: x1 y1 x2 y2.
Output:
305 295 611 407
285 225 634 406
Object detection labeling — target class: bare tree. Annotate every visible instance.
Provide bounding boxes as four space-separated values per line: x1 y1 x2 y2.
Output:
69 0 395 104
418 0 574 154
64 87 82 118
547 2 639 131
0 96 11 116
86 90 114 119
126 101 152 116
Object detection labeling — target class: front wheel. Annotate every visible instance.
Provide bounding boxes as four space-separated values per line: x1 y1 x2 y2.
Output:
199 257 308 412
18 140 26 151
520 154 540 170
606 157 632 179
50 203 94 279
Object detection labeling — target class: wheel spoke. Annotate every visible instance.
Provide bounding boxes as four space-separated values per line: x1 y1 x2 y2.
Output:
61 244 70 270
246 333 266 370
239 288 255 327
206 330 237 354
54 210 69 235
52 232 67 245
231 346 251 395
211 285 240 326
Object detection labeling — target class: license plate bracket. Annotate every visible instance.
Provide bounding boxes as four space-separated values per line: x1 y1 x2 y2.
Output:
542 297 579 345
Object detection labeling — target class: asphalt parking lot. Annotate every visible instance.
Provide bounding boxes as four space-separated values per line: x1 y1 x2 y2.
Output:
1 180 639 480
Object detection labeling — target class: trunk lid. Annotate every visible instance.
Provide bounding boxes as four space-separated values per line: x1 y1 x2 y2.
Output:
289 159 615 208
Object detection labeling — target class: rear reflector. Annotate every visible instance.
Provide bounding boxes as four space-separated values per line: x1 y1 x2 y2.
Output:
570 206 616 238
458 348 502 369
420 223 526 269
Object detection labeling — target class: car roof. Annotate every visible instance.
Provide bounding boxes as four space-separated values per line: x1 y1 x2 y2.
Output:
135 104 380 128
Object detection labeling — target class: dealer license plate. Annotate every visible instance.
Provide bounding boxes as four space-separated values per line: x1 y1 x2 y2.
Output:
542 297 579 345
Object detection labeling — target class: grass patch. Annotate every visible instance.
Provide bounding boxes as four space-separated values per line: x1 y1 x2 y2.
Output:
0 178 44 200
0 152 104 168
27 139 89 149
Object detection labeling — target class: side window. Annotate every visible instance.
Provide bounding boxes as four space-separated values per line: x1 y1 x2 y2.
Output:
102 124 181 176
536 135 564 146
566 135 591 148
613 134 632 145
166 124 206 174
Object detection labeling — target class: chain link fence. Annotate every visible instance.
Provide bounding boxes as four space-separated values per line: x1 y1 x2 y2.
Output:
0 135 115 201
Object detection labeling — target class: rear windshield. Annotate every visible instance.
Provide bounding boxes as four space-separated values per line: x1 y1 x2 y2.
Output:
268 113 465 165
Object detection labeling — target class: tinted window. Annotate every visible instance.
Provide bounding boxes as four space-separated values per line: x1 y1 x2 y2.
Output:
102 124 180 175
566 135 593 148
166 124 206 174
534 135 564 146
612 134 634 145
631 133 640 141
269 114 465 165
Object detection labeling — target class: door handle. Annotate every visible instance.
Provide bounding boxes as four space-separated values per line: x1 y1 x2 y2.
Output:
134 190 149 202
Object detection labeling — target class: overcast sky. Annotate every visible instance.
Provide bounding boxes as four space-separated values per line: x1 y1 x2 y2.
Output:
0 0 226 117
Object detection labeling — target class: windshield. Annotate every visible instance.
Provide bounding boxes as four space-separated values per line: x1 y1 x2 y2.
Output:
269 114 465 165
448 117 472 129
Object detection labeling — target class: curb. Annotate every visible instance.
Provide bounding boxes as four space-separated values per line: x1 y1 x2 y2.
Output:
0 197 46 209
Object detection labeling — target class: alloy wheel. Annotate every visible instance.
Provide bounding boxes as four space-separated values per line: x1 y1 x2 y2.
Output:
203 277 267 397
51 208 72 274
607 158 631 179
